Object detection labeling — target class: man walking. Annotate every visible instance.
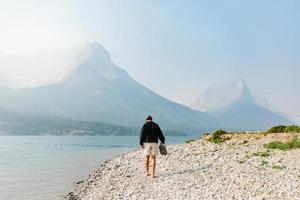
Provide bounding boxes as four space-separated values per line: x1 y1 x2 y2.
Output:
139 115 165 178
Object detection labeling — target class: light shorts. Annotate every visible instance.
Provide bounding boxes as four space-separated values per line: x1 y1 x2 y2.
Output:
144 143 159 156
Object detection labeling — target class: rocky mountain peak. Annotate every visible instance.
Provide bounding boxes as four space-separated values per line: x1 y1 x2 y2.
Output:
65 42 123 82
192 79 255 112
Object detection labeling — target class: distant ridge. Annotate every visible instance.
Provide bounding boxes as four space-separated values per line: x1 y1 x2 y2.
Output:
0 107 187 136
192 79 291 130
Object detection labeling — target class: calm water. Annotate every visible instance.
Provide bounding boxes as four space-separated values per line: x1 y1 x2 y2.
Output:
0 136 187 200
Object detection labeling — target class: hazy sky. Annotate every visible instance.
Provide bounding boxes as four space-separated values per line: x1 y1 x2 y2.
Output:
0 0 299 122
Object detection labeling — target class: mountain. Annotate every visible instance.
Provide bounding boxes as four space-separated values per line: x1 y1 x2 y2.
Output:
0 42 215 134
192 80 291 130
193 79 255 112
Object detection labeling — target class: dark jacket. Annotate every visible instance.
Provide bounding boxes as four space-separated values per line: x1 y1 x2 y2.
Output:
139 121 165 145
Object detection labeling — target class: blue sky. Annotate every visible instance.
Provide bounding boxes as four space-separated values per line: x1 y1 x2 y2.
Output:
0 0 299 122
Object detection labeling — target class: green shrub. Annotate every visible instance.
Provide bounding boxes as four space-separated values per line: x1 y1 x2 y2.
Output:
264 138 300 151
272 164 284 170
185 139 196 144
241 140 249 145
238 160 246 164
212 129 228 138
209 129 229 144
245 154 251 159
267 125 300 133
252 151 271 157
200 132 210 139
288 138 300 148
262 132 268 136
285 125 300 133
267 125 286 133
264 141 289 150
261 159 268 166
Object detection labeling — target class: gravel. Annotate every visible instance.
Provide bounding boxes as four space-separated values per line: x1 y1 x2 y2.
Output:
65 133 300 200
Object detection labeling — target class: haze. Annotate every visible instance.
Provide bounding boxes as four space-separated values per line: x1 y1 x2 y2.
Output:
0 0 299 123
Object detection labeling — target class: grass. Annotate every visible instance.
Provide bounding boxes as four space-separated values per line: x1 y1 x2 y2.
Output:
185 139 196 144
252 151 271 157
264 138 300 151
261 159 268 166
242 150 271 163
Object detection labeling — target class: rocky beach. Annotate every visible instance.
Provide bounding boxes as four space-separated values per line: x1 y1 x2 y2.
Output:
66 132 300 200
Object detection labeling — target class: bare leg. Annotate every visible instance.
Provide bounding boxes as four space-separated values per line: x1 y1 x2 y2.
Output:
151 155 156 178
145 155 150 176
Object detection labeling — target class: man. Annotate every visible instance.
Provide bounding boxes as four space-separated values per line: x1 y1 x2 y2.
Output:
139 115 165 178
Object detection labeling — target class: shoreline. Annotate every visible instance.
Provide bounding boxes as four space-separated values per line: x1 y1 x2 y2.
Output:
58 148 133 199
65 132 300 200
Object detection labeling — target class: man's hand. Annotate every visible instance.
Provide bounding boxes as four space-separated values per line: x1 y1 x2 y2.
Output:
140 144 145 149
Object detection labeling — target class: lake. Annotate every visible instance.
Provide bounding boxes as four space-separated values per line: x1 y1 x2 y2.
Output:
0 135 187 200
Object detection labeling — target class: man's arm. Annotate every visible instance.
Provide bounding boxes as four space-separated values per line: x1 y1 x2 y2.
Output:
157 125 165 144
139 124 145 146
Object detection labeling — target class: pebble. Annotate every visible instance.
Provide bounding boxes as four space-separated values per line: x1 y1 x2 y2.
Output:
65 133 300 200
